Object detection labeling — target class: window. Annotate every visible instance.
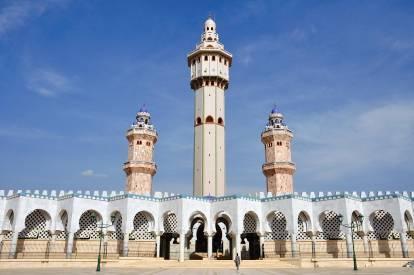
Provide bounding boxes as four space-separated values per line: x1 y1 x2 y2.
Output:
276 141 283 146
137 140 142 145
219 57 222 62
146 141 151 146
197 57 200 63
224 60 227 65
269 143 273 147
204 56 208 61
192 59 195 65
196 117 202 125
218 117 223 125
206 116 214 123
212 56 216 61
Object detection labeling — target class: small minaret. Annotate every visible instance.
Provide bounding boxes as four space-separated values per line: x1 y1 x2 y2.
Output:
123 105 157 195
187 17 232 197
261 106 296 195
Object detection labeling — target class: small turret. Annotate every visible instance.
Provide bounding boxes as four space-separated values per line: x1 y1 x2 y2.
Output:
261 106 296 195
123 105 158 195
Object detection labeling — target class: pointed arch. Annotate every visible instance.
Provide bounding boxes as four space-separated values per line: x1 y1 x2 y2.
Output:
130 211 155 240
19 209 52 239
75 210 102 240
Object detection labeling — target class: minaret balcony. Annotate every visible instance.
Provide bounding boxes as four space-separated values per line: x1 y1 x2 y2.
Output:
262 162 296 173
123 161 157 175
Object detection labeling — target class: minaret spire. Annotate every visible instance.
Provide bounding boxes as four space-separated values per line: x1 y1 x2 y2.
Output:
187 18 232 196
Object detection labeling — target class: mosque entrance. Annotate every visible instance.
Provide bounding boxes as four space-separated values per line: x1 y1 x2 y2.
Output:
241 212 261 260
195 221 207 252
188 218 207 259
160 213 180 260
213 217 232 259
241 233 260 259
160 233 178 259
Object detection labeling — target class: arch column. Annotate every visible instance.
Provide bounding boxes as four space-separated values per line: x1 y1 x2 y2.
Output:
361 232 369 255
290 231 298 258
156 233 161 258
259 233 265 259
399 231 409 258
8 231 19 258
179 231 186 262
66 232 75 258
345 230 353 258
0 234 4 254
310 232 317 258
232 232 241 260
122 232 129 256
207 233 213 259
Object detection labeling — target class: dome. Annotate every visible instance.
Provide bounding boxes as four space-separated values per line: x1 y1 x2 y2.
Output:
271 105 279 114
204 17 216 32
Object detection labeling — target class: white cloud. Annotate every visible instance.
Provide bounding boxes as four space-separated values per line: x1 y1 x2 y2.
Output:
0 1 64 37
27 68 73 97
293 100 414 183
81 169 107 178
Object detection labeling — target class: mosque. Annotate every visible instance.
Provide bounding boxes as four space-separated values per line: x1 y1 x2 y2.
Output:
0 18 413 263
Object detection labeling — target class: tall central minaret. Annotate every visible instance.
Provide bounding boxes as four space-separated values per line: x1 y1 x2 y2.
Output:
187 18 232 196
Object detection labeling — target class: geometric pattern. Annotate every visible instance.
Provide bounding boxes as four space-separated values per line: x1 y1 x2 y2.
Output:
316 211 345 240
368 210 395 240
130 212 154 240
19 209 51 239
243 214 257 233
3 211 14 240
56 211 68 240
108 212 124 240
297 213 311 240
265 211 289 240
163 213 178 234
3 231 13 240
75 210 100 240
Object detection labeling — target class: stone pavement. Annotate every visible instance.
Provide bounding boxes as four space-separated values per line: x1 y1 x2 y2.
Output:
0 268 413 274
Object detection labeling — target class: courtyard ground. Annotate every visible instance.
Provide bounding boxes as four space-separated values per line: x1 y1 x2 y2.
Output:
0 268 412 275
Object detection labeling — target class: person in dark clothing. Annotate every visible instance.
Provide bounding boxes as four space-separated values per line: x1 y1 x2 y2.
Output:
234 253 241 271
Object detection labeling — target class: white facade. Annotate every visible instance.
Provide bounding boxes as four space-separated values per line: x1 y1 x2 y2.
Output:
188 18 232 197
0 190 413 261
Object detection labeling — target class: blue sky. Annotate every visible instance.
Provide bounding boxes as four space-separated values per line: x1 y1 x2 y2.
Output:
0 0 413 195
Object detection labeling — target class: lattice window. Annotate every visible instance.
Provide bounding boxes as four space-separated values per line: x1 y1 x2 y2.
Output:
297 214 311 240
316 211 344 240
3 231 13 240
243 214 257 234
368 210 396 240
56 211 69 240
75 210 100 240
163 213 178 234
130 212 154 240
108 212 124 240
265 212 289 240
19 209 51 239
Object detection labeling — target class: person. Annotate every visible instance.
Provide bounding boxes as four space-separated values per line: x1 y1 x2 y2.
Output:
234 253 241 271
